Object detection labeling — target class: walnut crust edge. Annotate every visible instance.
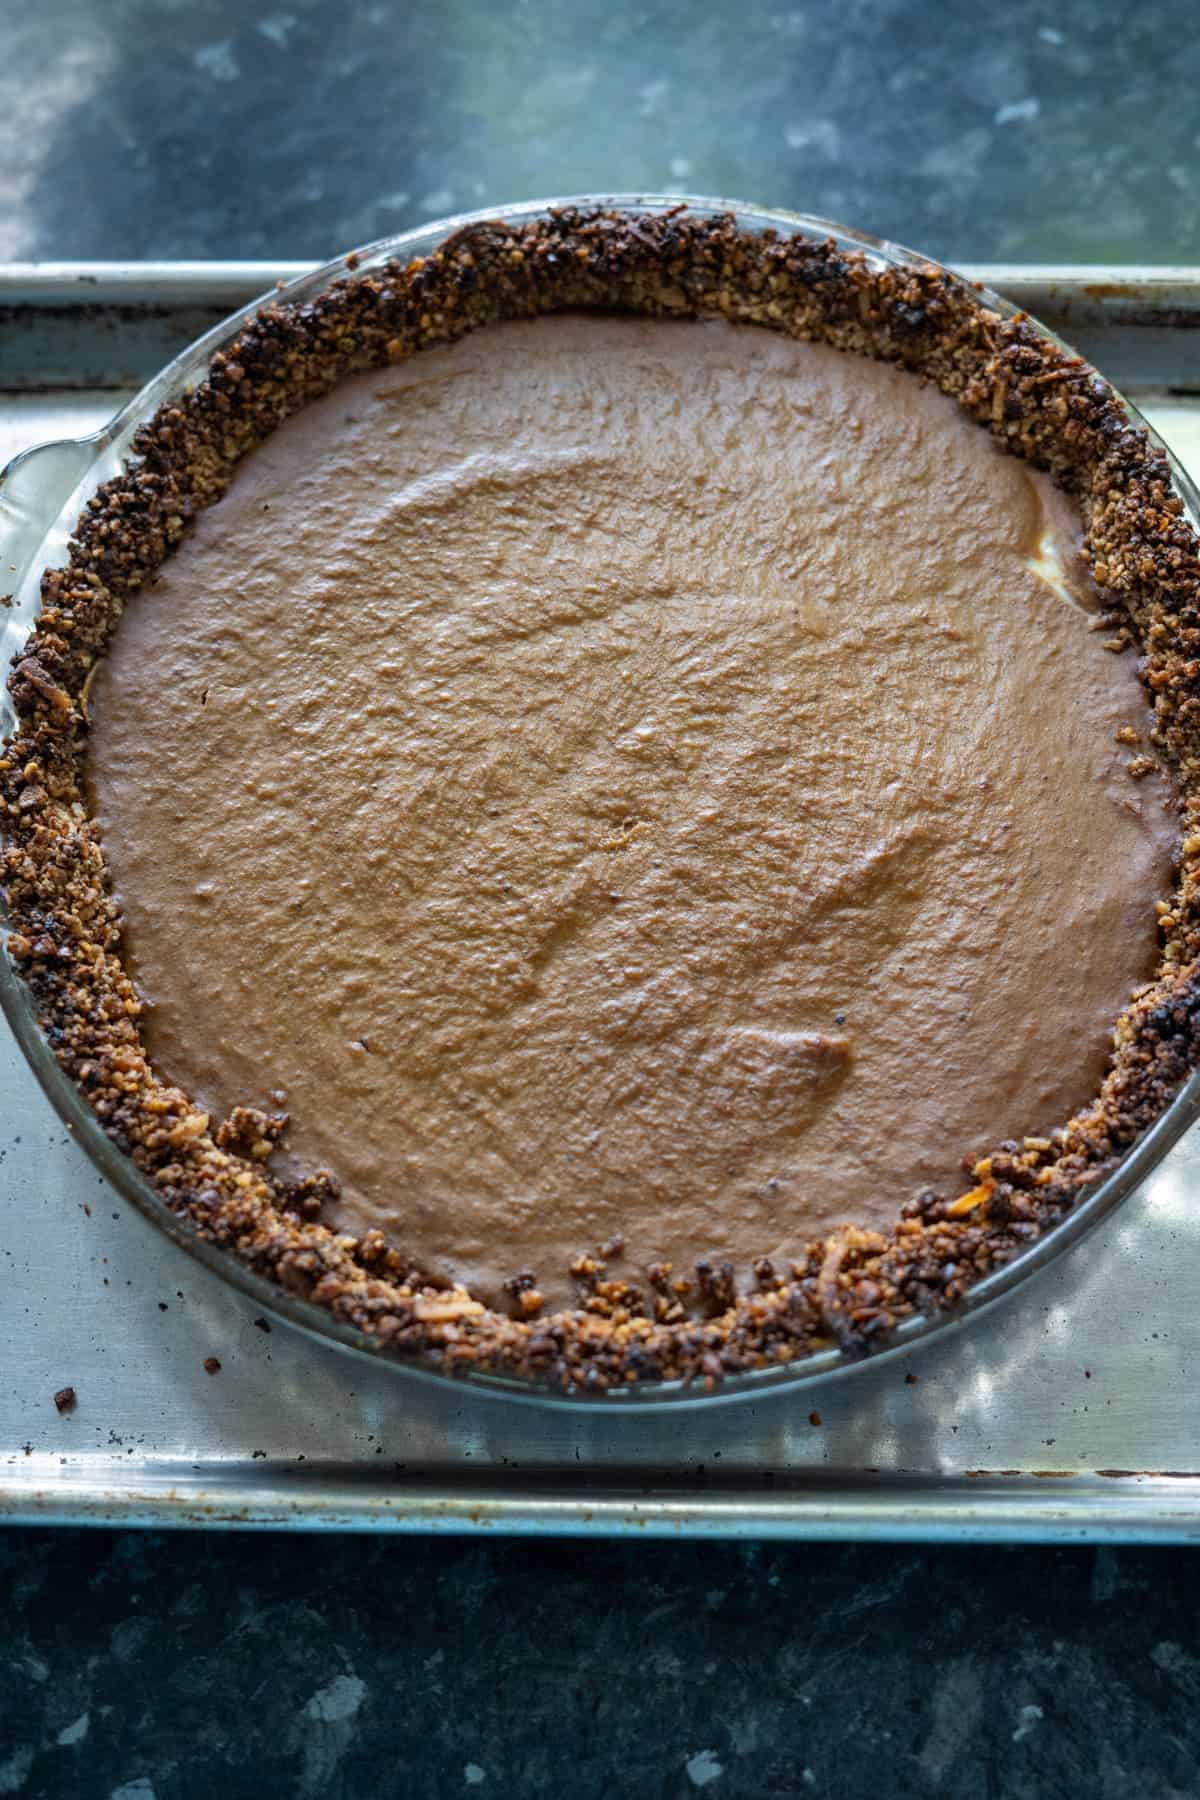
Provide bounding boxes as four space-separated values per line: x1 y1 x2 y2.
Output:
5 205 1200 1393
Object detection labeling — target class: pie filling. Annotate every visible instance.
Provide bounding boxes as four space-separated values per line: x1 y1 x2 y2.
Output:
86 315 1175 1311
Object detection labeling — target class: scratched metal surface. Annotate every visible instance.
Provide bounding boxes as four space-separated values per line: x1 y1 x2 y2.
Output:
3 263 1200 1538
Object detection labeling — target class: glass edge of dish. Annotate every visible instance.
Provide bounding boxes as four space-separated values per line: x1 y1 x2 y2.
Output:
2 192 1199 1411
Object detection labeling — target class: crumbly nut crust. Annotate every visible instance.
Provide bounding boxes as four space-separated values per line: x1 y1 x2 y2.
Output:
5 207 1200 1391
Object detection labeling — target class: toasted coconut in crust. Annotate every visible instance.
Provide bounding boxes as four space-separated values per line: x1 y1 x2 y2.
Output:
4 206 1200 1392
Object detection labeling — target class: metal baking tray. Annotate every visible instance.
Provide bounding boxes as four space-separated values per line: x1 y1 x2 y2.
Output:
3 258 1200 1539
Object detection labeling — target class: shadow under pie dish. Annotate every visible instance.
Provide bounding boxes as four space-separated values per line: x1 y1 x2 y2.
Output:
4 199 1200 1398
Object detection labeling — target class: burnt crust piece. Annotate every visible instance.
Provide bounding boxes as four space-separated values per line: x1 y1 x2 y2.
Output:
5 206 1200 1392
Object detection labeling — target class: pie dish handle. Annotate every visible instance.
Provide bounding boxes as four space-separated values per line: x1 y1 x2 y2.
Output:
0 435 101 595
0 434 109 690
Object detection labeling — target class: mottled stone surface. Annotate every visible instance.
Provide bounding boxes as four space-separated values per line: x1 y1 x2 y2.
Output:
1 0 1198 263
2 1533 1200 1797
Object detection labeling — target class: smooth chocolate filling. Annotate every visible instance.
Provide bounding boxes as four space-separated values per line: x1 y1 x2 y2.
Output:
87 315 1176 1308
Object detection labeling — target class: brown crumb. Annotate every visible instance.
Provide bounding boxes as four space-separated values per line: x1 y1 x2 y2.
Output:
252 1316 271 1333
203 1357 222 1375
53 1386 76 1414
809 1410 822 1427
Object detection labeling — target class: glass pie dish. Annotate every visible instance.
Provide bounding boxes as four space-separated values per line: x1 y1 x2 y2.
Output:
4 194 1200 1407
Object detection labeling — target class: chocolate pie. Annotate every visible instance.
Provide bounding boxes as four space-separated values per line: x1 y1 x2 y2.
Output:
5 208 1200 1389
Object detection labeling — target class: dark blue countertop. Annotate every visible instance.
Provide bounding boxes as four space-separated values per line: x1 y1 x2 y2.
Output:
4 2 1200 1794
4 0 1199 265
4 1532 1200 1798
